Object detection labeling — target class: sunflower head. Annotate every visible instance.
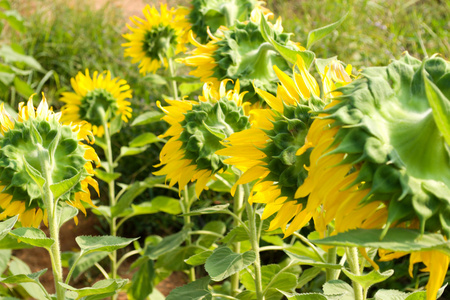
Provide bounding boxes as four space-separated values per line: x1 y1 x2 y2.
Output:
122 4 191 74
0 95 99 228
189 0 269 43
318 53 450 236
60 69 132 137
179 12 299 103
154 80 250 196
217 56 351 236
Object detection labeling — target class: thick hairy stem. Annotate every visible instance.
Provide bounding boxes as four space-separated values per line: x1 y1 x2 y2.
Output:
183 185 196 282
231 183 244 296
346 247 364 300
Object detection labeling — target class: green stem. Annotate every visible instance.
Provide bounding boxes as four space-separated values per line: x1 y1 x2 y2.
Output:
167 56 178 99
99 109 119 300
231 182 244 296
244 184 264 300
38 145 65 300
65 252 84 284
292 232 325 263
346 247 364 300
183 185 196 282
326 226 338 281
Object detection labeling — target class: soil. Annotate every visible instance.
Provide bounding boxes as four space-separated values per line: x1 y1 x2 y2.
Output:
12 212 187 299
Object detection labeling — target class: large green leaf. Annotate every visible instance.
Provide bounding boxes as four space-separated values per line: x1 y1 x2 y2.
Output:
128 259 155 300
185 251 213 266
8 257 47 299
0 269 47 284
129 133 161 147
131 111 164 126
0 215 17 240
69 252 109 279
0 234 33 249
58 203 78 227
205 247 256 281
145 228 189 260
241 264 298 294
60 279 128 299
94 169 121 183
342 269 393 291
111 176 165 217
297 267 322 289
197 221 226 248
166 276 211 300
116 146 148 161
0 249 11 274
13 77 34 98
424 75 450 146
311 228 450 255
322 280 354 300
76 236 138 255
285 251 341 269
260 15 315 68
9 227 54 249
151 196 182 214
0 45 43 70
0 10 25 33
306 13 348 49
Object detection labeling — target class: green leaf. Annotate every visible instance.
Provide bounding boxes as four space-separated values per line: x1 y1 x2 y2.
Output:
0 234 33 249
205 247 256 281
50 170 82 200
297 267 322 289
0 0 11 9
129 132 161 147
0 249 11 274
144 73 168 85
156 246 197 271
1 10 25 33
69 252 108 279
8 257 47 299
285 251 341 269
0 70 15 85
145 228 189 260
181 204 230 216
282 292 328 300
94 169 121 183
374 289 408 300
323 280 354 300
22 156 45 188
129 259 155 300
185 250 213 266
342 269 393 291
0 215 18 240
260 15 315 68
307 13 348 49
311 228 450 255
109 114 123 136
116 146 148 161
9 227 54 249
60 279 128 299
131 111 164 126
179 82 203 96
0 45 43 70
58 203 78 227
241 264 297 294
197 221 226 248
0 269 47 284
424 74 450 146
13 77 34 98
221 225 249 244
151 196 182 214
76 235 138 255
91 205 111 220
166 276 211 300
111 176 165 217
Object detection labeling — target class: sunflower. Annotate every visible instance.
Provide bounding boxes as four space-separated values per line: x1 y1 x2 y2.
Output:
154 80 250 196
189 0 271 43
0 95 99 228
216 56 352 237
122 4 190 75
60 69 132 137
293 53 450 299
179 9 300 102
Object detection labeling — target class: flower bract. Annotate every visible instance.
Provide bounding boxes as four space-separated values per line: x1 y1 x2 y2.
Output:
189 0 270 43
60 69 132 137
0 96 99 227
154 80 250 196
179 11 300 102
122 4 191 74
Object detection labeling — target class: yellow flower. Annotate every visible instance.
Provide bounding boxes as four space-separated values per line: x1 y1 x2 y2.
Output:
179 9 300 102
0 95 99 228
60 69 132 137
379 249 449 300
154 80 250 196
122 4 190 74
217 56 352 237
